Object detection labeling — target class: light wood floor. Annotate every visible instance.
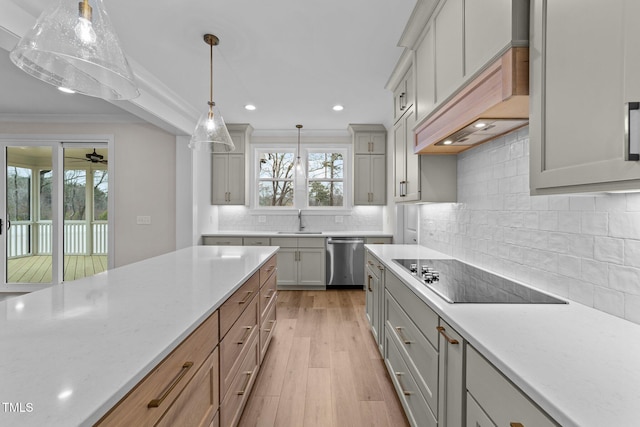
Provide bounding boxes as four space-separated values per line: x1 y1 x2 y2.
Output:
238 290 409 427
7 255 108 283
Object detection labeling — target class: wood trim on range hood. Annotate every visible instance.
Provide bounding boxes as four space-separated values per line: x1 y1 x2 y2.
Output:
414 47 529 155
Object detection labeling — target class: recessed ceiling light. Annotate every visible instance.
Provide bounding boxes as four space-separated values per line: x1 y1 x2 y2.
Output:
244 104 256 111
474 122 487 128
332 105 344 111
58 87 75 94
443 140 453 145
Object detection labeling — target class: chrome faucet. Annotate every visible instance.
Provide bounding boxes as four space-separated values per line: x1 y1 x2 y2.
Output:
298 209 305 231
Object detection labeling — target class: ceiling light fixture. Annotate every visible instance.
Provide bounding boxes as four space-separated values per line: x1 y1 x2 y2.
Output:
58 87 76 94
189 34 235 152
245 104 256 111
10 0 139 100
332 105 344 111
295 124 306 179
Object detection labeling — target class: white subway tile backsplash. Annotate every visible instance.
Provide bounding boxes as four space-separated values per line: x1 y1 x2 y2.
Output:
419 127 640 325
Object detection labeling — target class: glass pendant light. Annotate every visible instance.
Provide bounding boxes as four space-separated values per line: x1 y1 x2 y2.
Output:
10 0 139 100
189 34 235 152
295 124 306 179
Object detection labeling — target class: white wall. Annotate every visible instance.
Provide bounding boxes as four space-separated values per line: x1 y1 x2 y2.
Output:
417 127 640 325
2 121 177 267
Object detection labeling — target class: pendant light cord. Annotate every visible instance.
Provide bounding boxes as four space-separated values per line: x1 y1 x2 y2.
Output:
209 40 214 105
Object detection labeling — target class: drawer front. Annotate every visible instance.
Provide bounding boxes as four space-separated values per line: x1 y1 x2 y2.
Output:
259 254 277 286
386 290 438 415
260 272 277 320
156 347 218 427
260 294 277 364
270 237 297 248
466 391 496 427
384 329 437 427
244 237 271 246
212 410 219 427
203 236 243 246
466 346 558 427
220 271 260 338
365 237 392 244
96 311 219 426
220 334 260 427
385 270 439 348
366 251 383 280
220 295 258 399
297 237 324 248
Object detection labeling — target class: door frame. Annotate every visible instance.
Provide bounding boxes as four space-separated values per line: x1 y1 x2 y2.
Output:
0 134 114 292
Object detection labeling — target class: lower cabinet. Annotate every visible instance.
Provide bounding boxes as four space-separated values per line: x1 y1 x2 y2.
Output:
437 320 464 427
271 237 325 289
365 250 385 351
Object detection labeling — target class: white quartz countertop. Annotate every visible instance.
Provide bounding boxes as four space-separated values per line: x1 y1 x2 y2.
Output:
365 244 640 427
0 245 277 427
203 231 392 237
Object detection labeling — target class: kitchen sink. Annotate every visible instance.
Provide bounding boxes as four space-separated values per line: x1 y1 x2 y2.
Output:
276 231 323 234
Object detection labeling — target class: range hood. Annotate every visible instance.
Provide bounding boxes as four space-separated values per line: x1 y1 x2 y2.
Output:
415 47 529 155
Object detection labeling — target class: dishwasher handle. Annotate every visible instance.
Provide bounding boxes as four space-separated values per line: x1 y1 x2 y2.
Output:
326 238 364 244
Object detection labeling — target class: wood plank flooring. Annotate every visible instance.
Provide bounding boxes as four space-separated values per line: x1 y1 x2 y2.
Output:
239 290 409 427
7 255 107 283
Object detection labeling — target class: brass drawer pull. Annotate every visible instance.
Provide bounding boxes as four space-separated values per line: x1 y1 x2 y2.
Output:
263 320 276 333
264 290 275 299
377 265 384 271
266 265 275 273
237 370 253 396
395 327 413 344
367 260 374 266
394 372 412 396
437 326 459 345
237 326 252 345
238 291 253 305
147 361 194 408
510 423 524 427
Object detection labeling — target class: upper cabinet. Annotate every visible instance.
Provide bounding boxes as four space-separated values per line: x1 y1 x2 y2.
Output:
530 0 640 194
211 124 252 205
350 124 387 205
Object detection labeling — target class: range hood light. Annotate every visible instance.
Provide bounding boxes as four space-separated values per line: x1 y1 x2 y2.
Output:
443 140 453 145
474 122 487 128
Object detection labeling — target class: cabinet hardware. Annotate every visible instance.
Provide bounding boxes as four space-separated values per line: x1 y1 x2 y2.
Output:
394 372 412 395
399 181 407 197
510 423 525 427
367 260 374 266
264 320 276 333
377 265 384 271
399 92 406 111
238 291 253 305
147 361 194 408
237 370 253 396
367 275 373 292
236 326 252 345
626 102 640 161
368 141 373 152
264 290 274 299
395 326 413 344
437 326 459 345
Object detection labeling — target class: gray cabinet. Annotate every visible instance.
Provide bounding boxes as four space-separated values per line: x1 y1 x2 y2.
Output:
394 105 421 202
530 0 640 194
349 124 387 205
434 0 464 104
211 124 252 205
365 250 385 353
271 237 325 289
437 320 464 427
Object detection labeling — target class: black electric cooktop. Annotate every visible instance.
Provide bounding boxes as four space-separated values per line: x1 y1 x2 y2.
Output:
393 259 566 304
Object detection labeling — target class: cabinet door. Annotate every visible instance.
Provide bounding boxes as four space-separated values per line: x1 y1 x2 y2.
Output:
434 0 464 103
403 107 420 201
394 117 406 201
437 320 464 427
530 0 640 194
298 247 325 287
370 155 386 205
365 267 375 330
464 0 512 78
211 155 229 204
416 25 436 122
354 154 372 205
227 154 245 205
275 248 297 287
369 133 386 154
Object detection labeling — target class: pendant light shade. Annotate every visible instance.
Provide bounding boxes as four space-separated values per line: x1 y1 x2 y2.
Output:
295 124 306 179
189 34 235 152
9 0 139 100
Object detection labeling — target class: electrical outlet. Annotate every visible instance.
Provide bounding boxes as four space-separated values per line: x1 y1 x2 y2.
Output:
258 215 267 223
136 215 151 225
335 215 343 223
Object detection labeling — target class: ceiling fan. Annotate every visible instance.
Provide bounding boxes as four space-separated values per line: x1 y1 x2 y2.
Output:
67 149 108 165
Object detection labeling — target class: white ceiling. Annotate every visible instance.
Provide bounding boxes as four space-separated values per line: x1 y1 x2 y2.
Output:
0 0 416 135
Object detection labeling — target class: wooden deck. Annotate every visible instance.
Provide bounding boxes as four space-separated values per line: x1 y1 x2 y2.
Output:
7 255 108 283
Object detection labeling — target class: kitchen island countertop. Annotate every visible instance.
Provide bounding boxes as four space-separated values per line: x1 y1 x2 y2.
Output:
0 245 277 427
366 244 640 427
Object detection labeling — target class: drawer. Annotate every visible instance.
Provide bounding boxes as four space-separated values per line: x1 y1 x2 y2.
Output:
466 391 496 427
466 346 558 427
384 329 437 427
220 295 258 399
297 237 325 248
244 237 270 246
365 237 392 244
259 254 277 286
156 347 218 427
220 271 260 338
386 290 438 415
211 411 219 427
220 333 260 427
366 251 384 280
270 237 297 248
260 272 277 320
96 311 219 426
385 270 439 349
203 236 243 246
260 294 277 364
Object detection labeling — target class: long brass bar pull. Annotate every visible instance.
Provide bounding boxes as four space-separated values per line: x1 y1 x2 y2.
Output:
263 320 276 333
437 326 459 345
237 326 252 345
238 291 253 305
147 361 194 408
395 327 413 344
510 423 524 427
237 371 253 395
394 372 412 396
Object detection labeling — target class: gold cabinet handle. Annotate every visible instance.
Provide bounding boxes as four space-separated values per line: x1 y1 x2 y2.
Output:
394 372 412 396
510 424 525 427
238 291 253 305
237 370 253 396
437 326 459 345
377 265 384 271
147 362 194 408
367 260 374 266
367 275 373 292
395 326 413 344
264 289 275 299
263 319 276 333
237 326 252 345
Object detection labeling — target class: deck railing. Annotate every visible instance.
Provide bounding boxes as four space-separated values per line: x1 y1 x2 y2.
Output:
7 220 108 258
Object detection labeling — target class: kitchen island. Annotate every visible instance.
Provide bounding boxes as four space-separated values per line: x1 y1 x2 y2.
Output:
366 244 640 427
0 245 277 427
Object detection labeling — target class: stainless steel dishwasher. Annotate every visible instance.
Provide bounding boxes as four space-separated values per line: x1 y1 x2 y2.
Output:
325 236 365 288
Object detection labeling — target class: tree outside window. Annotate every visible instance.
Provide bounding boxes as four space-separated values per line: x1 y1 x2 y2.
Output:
308 152 344 207
258 152 294 207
